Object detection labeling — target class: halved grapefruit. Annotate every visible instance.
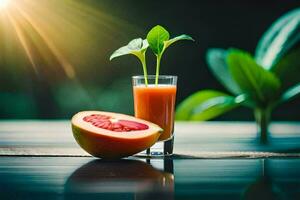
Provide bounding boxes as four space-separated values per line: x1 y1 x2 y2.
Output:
71 111 163 158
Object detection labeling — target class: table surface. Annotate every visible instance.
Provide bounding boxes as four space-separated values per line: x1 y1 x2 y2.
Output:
0 120 300 199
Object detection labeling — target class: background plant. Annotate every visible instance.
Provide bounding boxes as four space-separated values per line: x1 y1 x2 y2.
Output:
176 8 300 143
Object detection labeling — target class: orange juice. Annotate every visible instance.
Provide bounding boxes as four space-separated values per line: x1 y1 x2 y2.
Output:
133 84 177 141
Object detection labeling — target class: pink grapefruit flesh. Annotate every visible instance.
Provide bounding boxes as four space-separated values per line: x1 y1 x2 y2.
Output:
83 114 149 132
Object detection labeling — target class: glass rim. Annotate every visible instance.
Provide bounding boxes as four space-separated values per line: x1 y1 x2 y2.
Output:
132 75 177 79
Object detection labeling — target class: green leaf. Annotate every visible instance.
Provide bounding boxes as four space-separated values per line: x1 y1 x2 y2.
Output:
146 25 170 55
146 25 194 85
206 48 241 95
271 47 300 90
164 34 194 49
255 8 300 69
280 83 300 103
109 38 148 60
176 90 242 121
227 49 281 104
110 38 149 85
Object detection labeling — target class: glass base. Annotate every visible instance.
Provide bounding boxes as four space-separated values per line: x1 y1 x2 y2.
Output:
136 137 174 157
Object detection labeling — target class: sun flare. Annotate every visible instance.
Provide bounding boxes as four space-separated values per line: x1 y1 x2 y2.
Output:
0 0 9 9
0 0 138 78
0 0 140 106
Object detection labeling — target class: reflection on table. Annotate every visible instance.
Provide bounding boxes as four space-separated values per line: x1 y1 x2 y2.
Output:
65 158 174 200
0 157 299 199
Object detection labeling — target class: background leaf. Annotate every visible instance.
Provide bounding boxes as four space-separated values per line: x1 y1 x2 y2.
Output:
176 90 241 121
146 25 170 55
110 38 148 60
227 49 281 104
271 47 300 90
280 83 300 103
164 34 194 49
206 48 241 95
255 8 300 69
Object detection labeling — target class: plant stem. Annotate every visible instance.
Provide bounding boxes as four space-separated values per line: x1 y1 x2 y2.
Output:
138 53 148 86
141 57 148 86
155 54 161 85
254 107 271 144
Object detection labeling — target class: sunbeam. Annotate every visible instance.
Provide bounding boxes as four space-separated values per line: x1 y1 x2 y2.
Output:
0 0 141 111
0 0 140 78
6 12 38 74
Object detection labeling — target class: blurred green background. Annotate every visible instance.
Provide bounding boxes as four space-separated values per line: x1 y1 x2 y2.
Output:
0 0 299 120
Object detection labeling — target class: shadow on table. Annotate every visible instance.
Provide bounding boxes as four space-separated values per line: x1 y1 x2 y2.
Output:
64 159 174 200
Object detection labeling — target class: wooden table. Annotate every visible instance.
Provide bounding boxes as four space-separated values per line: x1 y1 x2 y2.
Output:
0 121 300 199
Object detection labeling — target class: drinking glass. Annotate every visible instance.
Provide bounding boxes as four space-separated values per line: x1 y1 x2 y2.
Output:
132 75 177 156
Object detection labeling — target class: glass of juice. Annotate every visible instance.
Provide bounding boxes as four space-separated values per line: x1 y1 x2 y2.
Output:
132 75 177 156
